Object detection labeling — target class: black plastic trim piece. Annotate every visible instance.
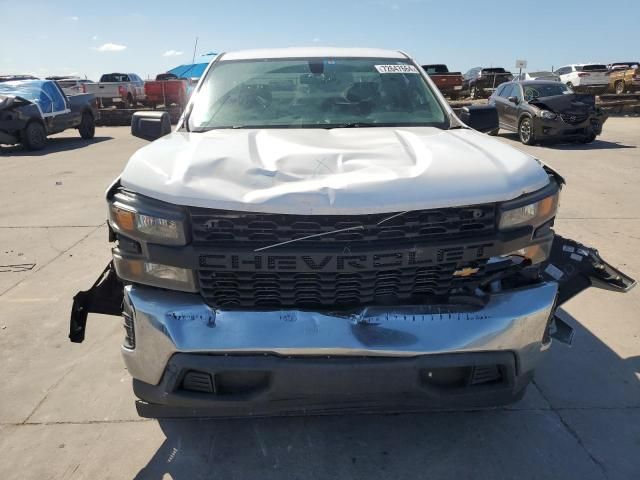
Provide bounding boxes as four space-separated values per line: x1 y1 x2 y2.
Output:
69 261 123 343
133 351 531 418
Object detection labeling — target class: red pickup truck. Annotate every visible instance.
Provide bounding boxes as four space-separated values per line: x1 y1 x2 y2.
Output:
422 64 464 100
144 73 188 109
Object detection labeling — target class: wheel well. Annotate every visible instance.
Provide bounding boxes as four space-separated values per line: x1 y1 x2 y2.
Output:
518 113 532 125
19 119 46 142
22 118 46 137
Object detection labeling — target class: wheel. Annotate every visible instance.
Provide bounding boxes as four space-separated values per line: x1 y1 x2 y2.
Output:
566 82 574 91
487 128 499 136
122 94 133 109
78 112 95 139
470 85 477 99
518 117 535 145
21 122 47 150
449 93 459 101
615 81 625 95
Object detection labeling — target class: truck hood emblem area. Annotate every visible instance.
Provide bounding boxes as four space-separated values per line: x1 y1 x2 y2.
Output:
120 127 550 215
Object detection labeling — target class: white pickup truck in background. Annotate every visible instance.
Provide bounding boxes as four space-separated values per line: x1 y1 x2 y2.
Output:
84 73 146 108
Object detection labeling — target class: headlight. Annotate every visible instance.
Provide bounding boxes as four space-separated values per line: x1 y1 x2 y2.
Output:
539 110 557 119
109 196 188 246
113 254 197 292
499 192 559 230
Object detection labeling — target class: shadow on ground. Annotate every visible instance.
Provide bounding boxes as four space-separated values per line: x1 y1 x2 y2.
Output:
132 309 640 480
498 132 636 150
0 136 112 156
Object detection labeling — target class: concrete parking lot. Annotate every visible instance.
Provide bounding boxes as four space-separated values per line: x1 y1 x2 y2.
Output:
1 118 639 479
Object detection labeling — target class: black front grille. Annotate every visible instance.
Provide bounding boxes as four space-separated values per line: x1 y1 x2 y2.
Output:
190 205 496 248
191 205 498 309
560 113 588 125
198 261 495 309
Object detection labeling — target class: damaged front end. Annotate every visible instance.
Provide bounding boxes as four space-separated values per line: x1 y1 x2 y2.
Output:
529 94 607 141
68 173 635 415
69 234 635 346
0 95 36 145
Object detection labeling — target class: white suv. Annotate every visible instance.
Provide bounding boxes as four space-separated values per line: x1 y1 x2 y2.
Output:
554 64 609 93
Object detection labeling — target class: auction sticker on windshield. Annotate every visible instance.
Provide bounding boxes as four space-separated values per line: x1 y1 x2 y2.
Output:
375 64 419 74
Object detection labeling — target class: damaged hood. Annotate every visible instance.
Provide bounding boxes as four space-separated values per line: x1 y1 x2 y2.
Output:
529 94 596 114
0 95 30 110
120 127 550 214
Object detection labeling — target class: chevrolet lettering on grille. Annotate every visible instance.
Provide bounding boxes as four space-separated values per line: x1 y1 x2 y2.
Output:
199 244 491 273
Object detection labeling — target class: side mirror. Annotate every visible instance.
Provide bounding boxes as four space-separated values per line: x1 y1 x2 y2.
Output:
457 104 499 133
131 111 171 141
508 96 519 104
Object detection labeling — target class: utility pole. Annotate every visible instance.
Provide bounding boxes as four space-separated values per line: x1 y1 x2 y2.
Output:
192 37 199 64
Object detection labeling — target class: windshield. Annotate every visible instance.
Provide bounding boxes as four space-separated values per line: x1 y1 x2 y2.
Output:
188 57 448 131
523 83 571 101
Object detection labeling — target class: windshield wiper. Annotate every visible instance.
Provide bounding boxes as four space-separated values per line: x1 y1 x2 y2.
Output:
325 122 377 129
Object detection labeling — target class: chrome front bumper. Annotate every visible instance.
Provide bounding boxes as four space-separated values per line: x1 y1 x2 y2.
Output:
122 282 558 386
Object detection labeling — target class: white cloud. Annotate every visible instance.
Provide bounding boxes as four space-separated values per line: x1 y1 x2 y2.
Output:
163 49 183 57
96 43 127 52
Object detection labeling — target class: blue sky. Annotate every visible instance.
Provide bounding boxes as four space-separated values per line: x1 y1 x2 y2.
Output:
1 0 638 80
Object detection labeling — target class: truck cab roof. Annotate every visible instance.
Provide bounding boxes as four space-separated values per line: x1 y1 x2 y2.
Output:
220 47 407 61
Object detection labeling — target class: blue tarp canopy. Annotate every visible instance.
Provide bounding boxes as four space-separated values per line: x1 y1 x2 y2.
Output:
167 53 218 79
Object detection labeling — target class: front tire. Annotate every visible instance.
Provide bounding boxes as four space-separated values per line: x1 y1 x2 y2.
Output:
487 128 499 136
518 117 535 145
78 112 95 139
615 81 625 95
470 85 477 99
21 122 47 150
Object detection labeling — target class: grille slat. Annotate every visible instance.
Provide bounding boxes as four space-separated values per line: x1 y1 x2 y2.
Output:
191 205 496 248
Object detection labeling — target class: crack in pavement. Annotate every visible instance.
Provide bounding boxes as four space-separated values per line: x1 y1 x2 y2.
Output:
0 223 105 298
2 405 638 427
533 378 610 479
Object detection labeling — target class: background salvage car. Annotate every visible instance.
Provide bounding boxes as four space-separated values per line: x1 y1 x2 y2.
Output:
0 80 97 150
607 61 640 94
85 73 146 108
489 80 606 145
554 64 609 94
462 67 513 99
514 71 560 82
46 76 94 96
421 64 464 99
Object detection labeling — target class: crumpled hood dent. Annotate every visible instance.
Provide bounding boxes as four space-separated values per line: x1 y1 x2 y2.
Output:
529 94 596 114
120 127 550 214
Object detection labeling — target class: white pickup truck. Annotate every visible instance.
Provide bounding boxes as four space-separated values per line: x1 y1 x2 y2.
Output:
84 73 145 108
70 47 635 418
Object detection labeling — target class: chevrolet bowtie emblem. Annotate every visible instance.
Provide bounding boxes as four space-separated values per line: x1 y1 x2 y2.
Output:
453 267 480 277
